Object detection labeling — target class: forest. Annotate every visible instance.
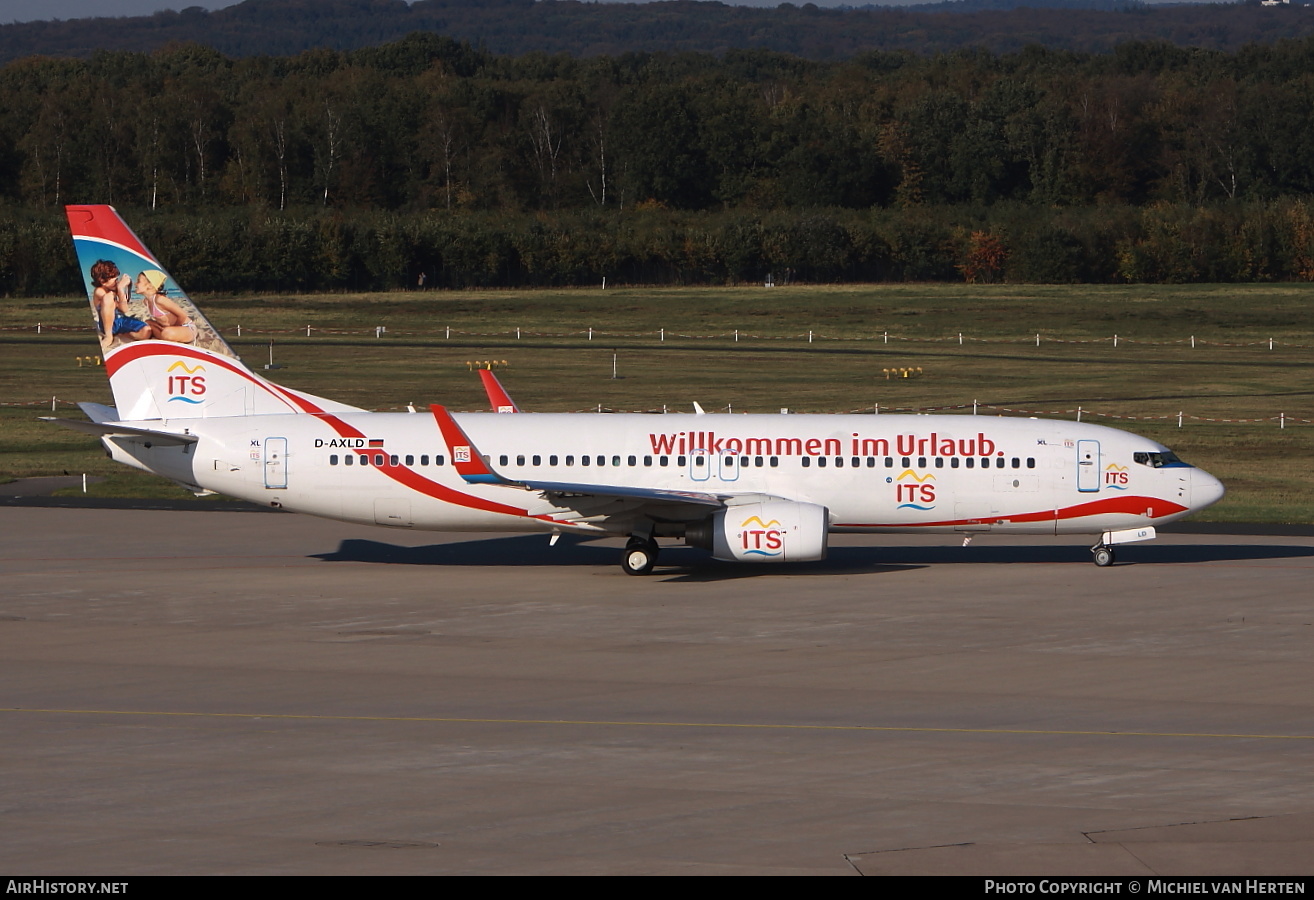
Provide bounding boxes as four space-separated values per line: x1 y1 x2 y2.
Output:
4 32 1314 293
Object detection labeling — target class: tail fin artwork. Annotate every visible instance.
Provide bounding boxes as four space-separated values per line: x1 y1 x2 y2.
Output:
65 205 363 421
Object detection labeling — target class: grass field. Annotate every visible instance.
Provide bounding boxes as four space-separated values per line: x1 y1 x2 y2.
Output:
2 283 1312 521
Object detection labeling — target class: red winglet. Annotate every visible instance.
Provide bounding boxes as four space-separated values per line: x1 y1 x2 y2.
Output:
478 369 520 413
430 405 508 484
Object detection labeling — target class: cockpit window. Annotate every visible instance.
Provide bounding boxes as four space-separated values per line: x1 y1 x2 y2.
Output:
1133 450 1189 468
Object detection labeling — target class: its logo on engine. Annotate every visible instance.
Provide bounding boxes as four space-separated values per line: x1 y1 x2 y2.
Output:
738 515 784 556
165 360 206 404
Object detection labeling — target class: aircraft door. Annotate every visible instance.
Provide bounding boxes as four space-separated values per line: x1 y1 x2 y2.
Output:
1076 440 1100 492
689 447 710 481
264 437 288 488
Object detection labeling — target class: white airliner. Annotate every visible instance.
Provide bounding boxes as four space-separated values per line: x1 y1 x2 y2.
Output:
52 205 1224 574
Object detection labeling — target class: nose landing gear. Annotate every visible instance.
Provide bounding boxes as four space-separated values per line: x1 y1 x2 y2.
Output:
1091 544 1115 567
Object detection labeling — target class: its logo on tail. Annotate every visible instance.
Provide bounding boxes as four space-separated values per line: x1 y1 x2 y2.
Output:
166 361 207 404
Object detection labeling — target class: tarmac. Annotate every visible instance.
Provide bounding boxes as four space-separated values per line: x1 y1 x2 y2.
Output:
2 504 1312 875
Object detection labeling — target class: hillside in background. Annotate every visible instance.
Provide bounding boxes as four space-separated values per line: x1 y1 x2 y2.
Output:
2 0 1312 63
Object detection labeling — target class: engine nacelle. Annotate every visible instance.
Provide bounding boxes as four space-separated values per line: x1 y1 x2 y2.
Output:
686 500 829 563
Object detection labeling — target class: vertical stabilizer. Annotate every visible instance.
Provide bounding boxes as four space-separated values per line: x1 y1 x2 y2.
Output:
66 205 237 360
65 205 364 421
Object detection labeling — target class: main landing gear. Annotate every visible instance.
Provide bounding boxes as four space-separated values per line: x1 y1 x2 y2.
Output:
622 536 659 576
1091 543 1116 567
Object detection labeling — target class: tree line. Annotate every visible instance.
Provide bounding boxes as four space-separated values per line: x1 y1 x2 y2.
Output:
4 34 1314 294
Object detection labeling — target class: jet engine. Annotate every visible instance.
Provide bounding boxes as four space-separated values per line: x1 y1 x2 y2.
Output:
685 499 829 562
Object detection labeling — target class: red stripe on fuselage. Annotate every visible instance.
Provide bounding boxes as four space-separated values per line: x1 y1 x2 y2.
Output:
837 494 1189 529
106 343 569 525
106 342 325 415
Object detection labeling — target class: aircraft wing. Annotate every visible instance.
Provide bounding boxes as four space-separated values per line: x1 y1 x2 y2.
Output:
41 417 199 446
516 480 724 507
429 404 727 510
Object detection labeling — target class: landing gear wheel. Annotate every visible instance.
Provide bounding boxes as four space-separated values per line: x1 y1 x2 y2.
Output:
1092 546 1115 567
622 538 658 576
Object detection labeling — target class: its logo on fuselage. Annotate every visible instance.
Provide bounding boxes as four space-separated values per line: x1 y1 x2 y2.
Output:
1104 463 1129 489
165 360 206 404
738 515 783 557
894 469 937 510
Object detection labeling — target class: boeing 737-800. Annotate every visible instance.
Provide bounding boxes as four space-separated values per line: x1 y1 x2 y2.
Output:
50 205 1224 574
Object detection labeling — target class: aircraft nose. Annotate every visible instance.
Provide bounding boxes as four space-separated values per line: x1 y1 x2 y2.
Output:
1191 469 1225 511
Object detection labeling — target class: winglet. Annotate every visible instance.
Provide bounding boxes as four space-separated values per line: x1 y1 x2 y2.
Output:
430 405 514 485
478 368 520 413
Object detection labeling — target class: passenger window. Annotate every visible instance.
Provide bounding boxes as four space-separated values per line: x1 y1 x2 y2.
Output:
917 457 926 468
582 456 590 466
901 457 910 467
344 454 353 466
532 455 541 466
818 457 827 468
405 455 414 466
390 455 399 466
421 455 429 466
995 457 1004 468
517 455 525 466
1012 457 1020 468
499 455 508 466
614 456 622 467
549 455 558 466
329 454 338 465
628 455 636 466
435 455 445 466
566 455 574 466
770 456 779 467
885 457 893 468
660 456 669 466
802 457 811 468
1027 458 1035 468
644 456 653 467
966 458 974 469
951 457 959 468
935 457 944 468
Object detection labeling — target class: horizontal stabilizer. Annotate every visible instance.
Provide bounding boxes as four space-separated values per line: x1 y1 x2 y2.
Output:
77 402 120 424
41 417 198 446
